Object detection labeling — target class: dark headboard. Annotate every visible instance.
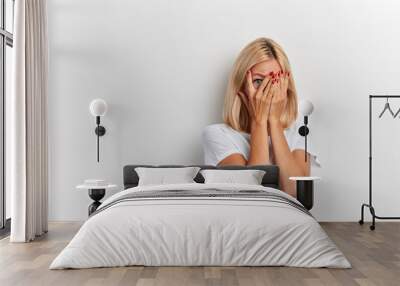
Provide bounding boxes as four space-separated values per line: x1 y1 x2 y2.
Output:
123 164 280 190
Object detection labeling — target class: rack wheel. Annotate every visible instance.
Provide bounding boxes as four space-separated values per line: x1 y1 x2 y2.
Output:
370 225 375 231
358 220 364 225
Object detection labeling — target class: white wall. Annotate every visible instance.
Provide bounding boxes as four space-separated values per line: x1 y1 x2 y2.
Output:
48 0 400 221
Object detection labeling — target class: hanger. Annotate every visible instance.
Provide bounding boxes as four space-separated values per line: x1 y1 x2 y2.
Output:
394 106 400 118
378 97 395 118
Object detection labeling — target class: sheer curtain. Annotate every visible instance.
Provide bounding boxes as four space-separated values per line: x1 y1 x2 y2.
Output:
9 0 48 242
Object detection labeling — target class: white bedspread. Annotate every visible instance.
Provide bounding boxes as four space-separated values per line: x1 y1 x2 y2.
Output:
50 183 351 269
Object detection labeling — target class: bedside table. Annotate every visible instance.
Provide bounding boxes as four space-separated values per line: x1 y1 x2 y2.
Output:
289 176 321 210
76 182 117 216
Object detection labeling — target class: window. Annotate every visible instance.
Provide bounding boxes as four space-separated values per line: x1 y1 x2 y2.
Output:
0 0 14 234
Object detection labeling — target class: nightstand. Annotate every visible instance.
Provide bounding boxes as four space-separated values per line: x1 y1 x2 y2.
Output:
76 181 117 216
289 177 321 210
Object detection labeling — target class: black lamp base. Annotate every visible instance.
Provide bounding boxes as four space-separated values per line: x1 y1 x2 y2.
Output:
95 126 106 136
298 125 309 136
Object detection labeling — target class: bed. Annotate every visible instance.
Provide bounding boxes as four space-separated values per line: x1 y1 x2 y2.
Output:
50 164 351 269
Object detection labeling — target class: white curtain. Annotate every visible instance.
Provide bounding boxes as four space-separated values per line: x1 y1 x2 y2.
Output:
9 0 48 242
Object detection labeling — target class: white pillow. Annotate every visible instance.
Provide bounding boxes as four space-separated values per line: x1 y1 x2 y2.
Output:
200 169 266 185
135 167 201 186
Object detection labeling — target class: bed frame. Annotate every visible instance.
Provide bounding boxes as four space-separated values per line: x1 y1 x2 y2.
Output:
123 164 280 189
123 164 316 210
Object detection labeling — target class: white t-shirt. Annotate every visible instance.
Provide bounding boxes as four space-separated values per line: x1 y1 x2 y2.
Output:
202 121 320 167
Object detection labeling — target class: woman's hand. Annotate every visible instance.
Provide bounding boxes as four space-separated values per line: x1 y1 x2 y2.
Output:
238 70 274 126
268 71 289 125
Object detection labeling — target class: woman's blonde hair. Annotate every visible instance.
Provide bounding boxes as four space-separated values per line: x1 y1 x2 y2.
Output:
223 38 298 132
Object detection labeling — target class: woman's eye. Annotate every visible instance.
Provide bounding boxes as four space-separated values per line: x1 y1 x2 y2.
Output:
253 79 263 88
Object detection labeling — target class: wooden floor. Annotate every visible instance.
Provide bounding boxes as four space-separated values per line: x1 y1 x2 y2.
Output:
0 222 399 286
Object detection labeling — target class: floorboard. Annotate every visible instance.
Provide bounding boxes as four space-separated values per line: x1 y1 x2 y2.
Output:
0 222 399 286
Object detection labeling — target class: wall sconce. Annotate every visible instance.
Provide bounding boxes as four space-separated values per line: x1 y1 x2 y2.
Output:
89 99 108 162
298 99 314 162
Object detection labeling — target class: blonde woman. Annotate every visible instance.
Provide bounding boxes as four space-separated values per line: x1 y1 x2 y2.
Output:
202 38 320 197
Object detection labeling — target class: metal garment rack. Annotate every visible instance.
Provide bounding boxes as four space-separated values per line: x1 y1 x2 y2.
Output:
359 95 400 230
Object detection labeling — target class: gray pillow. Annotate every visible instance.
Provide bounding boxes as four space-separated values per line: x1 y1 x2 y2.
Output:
135 167 201 186
200 169 266 185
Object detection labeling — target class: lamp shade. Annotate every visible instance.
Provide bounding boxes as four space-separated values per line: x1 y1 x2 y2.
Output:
299 99 314 116
89 99 108 117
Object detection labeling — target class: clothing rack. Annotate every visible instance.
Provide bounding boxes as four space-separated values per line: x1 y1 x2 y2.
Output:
359 95 400 230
